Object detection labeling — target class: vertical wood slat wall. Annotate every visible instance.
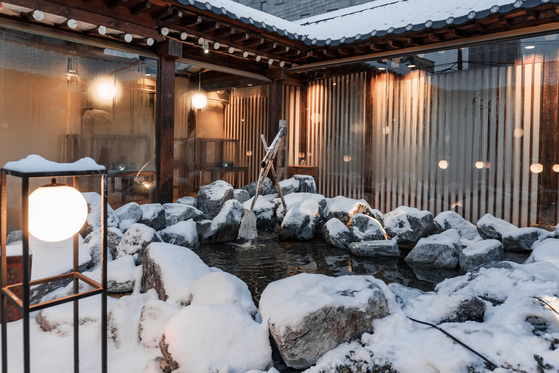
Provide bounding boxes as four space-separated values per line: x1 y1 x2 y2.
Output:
370 60 543 226
304 72 367 199
224 86 269 185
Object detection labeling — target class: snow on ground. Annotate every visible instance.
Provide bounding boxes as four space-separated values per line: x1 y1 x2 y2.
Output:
525 238 559 268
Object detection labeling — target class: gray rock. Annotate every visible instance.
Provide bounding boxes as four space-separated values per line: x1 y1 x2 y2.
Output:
272 178 300 196
476 213 517 241
80 192 119 237
158 220 199 248
176 196 197 208
244 194 279 231
107 256 137 293
502 227 554 252
275 193 327 222
405 229 461 269
233 189 251 204
241 177 275 198
114 202 143 225
293 174 317 194
279 199 321 241
433 211 482 247
6 230 22 245
384 206 435 246
406 262 460 284
201 200 244 244
195 220 212 238
197 180 234 220
364 207 385 227
349 240 400 258
404 293 486 324
324 196 373 226
440 297 486 324
162 203 204 226
116 223 162 264
139 204 166 231
237 209 258 241
323 218 354 249
351 213 386 242
83 227 123 264
459 240 504 273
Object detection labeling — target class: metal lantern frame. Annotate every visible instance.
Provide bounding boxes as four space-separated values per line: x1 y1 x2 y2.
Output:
0 167 108 373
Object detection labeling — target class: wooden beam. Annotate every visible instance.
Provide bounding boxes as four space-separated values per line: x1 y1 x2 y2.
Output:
155 39 182 204
180 14 202 27
257 41 277 51
244 37 264 48
198 21 220 32
215 26 234 38
406 37 423 46
526 9 538 21
338 47 352 56
386 39 404 49
150 6 172 20
180 43 266 76
129 0 151 15
283 49 301 58
230 32 249 42
105 0 127 9
7 0 158 38
202 76 265 91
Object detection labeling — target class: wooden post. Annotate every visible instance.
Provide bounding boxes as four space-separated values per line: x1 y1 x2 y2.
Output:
277 120 288 181
155 39 182 203
268 68 287 180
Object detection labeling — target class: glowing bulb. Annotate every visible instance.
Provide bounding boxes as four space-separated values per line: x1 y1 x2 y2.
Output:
408 64 416 68
378 67 386 71
530 163 543 173
299 152 306 158
513 128 524 138
475 161 485 169
203 41 209 53
246 150 253 157
383 126 391 135
525 45 535 50
439 160 449 169
97 82 116 100
311 113 322 124
29 184 88 242
343 155 352 162
553 164 559 172
143 182 151 189
192 93 207 109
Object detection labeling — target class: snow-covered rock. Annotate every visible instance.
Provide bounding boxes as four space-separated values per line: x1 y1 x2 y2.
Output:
323 218 354 249
384 206 434 245
108 290 158 347
279 199 321 241
115 223 161 264
351 213 385 242
293 174 317 194
140 243 211 305
162 203 204 226
243 194 279 231
524 238 559 268
275 192 327 221
273 177 300 196
237 209 258 241
83 227 122 264
459 239 504 273
502 227 554 252
234 188 251 204
388 283 424 308
403 293 486 324
202 199 244 244
405 229 461 269
476 213 517 241
139 300 180 349
80 192 119 237
433 211 482 247
241 177 274 198
114 202 143 226
158 219 199 248
348 239 400 258
160 304 272 373
188 271 257 316
259 274 393 369
176 196 197 208
324 196 374 226
139 204 166 231
195 219 212 237
197 180 234 219
6 230 22 245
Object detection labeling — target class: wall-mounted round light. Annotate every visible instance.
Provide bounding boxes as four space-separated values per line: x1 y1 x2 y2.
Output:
530 163 543 173
438 160 449 169
246 150 253 157
343 155 352 162
514 128 524 138
192 93 207 109
97 82 116 100
475 161 485 169
525 45 535 50
553 164 559 172
203 41 210 53
29 181 88 242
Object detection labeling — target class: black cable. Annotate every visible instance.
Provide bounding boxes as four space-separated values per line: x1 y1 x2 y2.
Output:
407 316 499 371
533 297 559 317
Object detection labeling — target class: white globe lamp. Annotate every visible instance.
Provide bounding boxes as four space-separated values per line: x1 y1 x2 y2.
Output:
97 82 117 100
29 180 88 242
192 93 207 109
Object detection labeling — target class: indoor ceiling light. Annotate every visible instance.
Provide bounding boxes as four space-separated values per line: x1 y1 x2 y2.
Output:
97 81 116 100
203 40 210 53
525 45 535 49
192 70 207 109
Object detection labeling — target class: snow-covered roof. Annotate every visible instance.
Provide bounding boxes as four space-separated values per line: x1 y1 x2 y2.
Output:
178 0 557 46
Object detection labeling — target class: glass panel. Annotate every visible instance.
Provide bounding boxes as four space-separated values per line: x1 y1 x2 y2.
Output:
0 28 157 208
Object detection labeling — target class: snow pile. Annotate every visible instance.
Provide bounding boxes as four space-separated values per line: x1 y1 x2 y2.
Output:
276 177 300 195
459 239 504 273
139 300 180 349
116 223 161 261
525 238 559 268
476 213 517 241
158 219 199 248
3 154 104 172
434 211 482 247
162 203 204 226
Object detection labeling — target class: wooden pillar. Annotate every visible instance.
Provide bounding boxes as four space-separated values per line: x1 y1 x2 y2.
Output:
363 70 374 204
155 40 182 203
268 68 287 180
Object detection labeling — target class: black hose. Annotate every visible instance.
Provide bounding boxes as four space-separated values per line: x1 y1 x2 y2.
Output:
533 297 559 317
407 316 499 371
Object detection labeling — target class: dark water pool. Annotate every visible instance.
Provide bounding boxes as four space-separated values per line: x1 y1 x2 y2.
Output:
192 232 530 306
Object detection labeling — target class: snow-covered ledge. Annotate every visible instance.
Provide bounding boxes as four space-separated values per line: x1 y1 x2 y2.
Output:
3 155 105 173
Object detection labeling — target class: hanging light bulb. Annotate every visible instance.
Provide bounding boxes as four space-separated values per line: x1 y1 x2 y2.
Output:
29 179 88 242
192 69 207 109
203 40 210 53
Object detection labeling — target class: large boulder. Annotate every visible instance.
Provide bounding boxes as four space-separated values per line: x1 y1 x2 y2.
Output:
80 192 119 237
476 213 516 241
459 239 504 273
241 177 274 198
275 193 327 222
324 196 376 226
159 304 272 373
351 213 385 242
162 203 204 226
405 229 461 269
176 196 197 208
115 223 161 264
259 274 392 369
197 180 234 219
139 300 180 349
108 291 158 347
524 238 559 268
279 199 321 241
384 206 435 245
187 272 257 316
323 218 354 249
158 219 199 248
272 178 300 196
502 227 554 252
243 194 279 231
139 204 167 231
233 189 251 204
83 227 122 263
114 202 143 231
201 200 244 244
293 174 317 194
433 211 482 247
140 242 211 305
348 240 400 258
76 255 139 293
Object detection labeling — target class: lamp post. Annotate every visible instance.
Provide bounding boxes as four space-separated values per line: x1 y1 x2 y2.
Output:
0 158 108 373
